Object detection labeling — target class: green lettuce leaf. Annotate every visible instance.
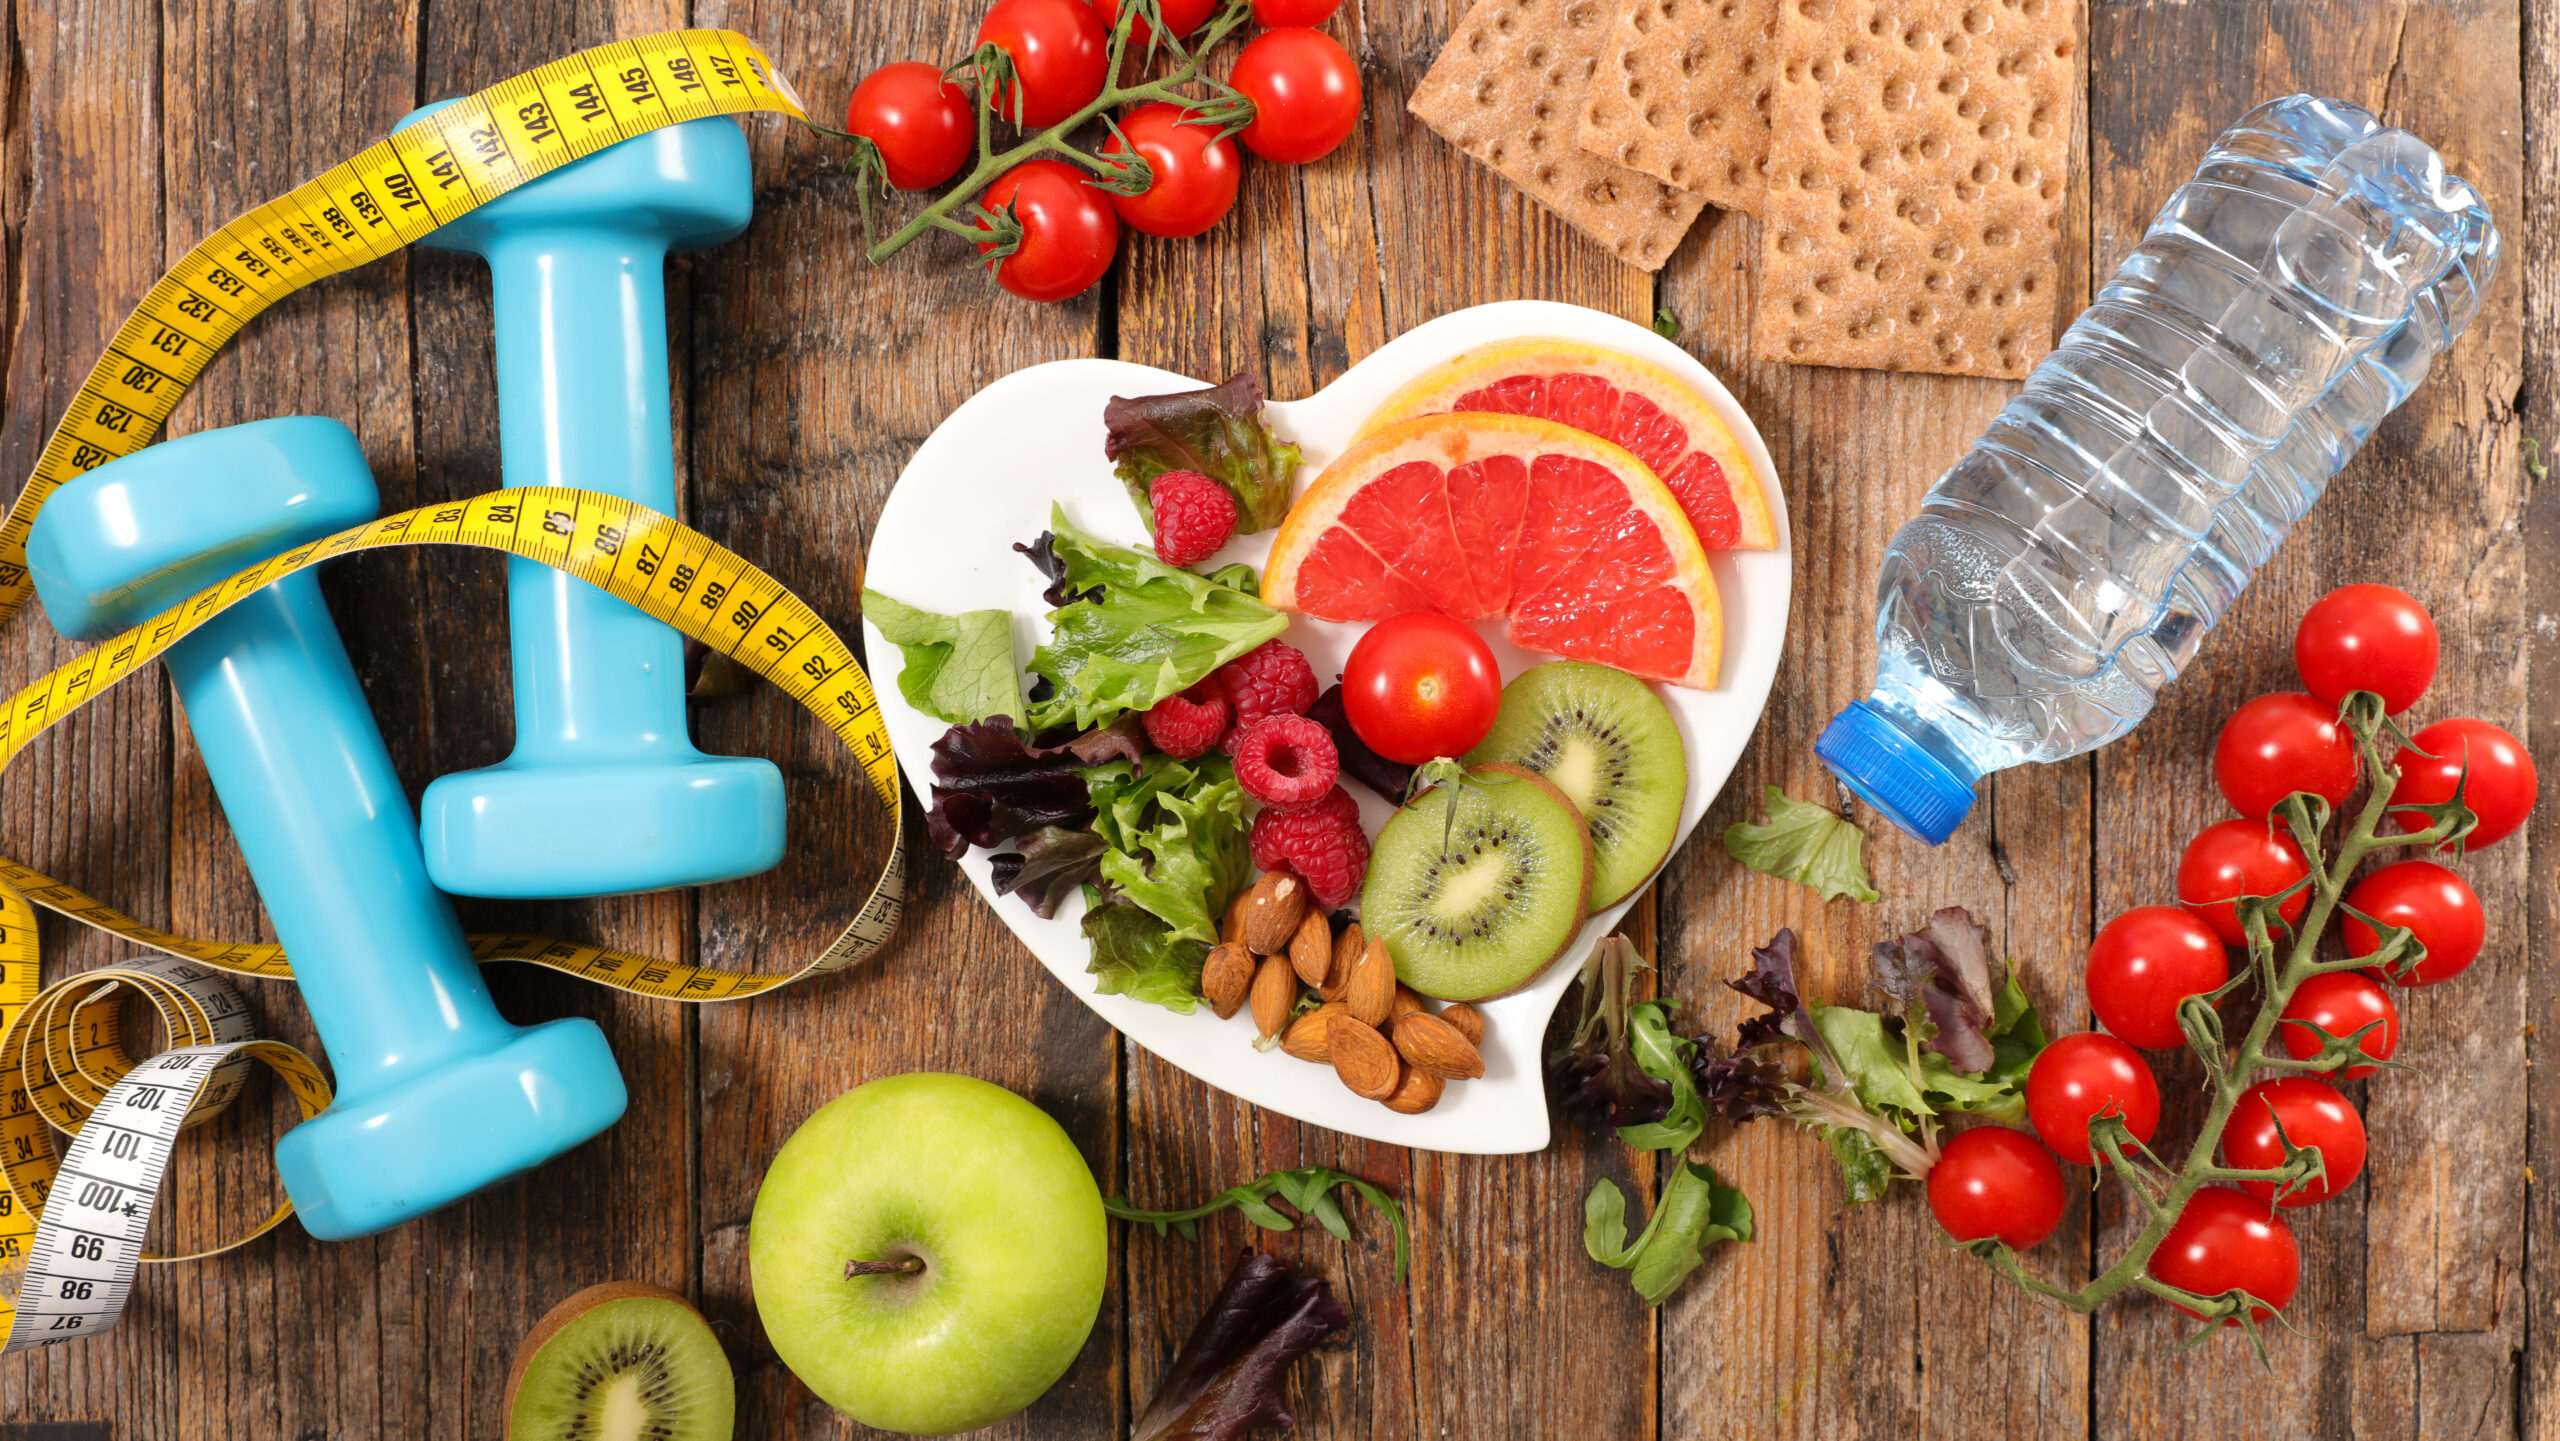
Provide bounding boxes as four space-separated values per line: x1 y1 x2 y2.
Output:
1723 785 1881 903
1104 373 1303 535
1082 895 1209 1013
1084 754 1250 947
861 589 1023 726
1809 1005 1933 1121
1583 1162 1753 1307
1614 1000 1711 1154
1026 509 1290 732
1827 1128 1895 1204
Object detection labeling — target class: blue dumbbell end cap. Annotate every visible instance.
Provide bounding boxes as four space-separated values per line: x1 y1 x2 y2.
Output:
1816 700 1976 847
276 1015 628 1240
421 755 787 898
399 100 752 254
25 417 379 642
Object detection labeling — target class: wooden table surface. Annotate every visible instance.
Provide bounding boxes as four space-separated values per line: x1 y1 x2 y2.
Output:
0 0 2544 1436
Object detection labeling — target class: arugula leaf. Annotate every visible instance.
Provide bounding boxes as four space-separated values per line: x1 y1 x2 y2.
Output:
1583 1162 1753 1307
1105 372 1304 536
1723 785 1882 903
861 589 1024 726
1025 510 1290 732
1128 1251 1347 1441
1085 754 1250 946
1615 1000 1711 1153
1082 895 1210 1012
1105 1165 1410 1283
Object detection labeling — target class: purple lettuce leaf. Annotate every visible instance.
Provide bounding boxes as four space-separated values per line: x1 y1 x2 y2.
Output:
1104 373 1303 536
1130 1250 1348 1441
923 717 1145 859
989 825 1110 918
1308 684 1413 802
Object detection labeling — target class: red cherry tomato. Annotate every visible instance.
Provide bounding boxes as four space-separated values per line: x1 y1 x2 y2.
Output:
977 0 1111 128
2176 818 2312 947
2342 859 2485 985
1230 27 1362 164
2083 905 2228 1051
1342 614 1502 765
2389 717 2537 848
1926 1126 2067 1249
2024 1033 2161 1166
2223 1077 2367 1207
845 63 977 191
1088 0 1217 44
2147 1186 2299 1323
2212 692 2356 821
1099 103 1241 238
2295 583 2439 715
975 159 1120 302
1254 0 1344 21
2277 970 2401 1078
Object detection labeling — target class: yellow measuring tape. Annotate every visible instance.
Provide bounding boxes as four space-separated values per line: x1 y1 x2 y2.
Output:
0 31 913 1346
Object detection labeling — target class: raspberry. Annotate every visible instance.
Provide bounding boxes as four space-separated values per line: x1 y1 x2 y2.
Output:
1149 470 1238 570
1143 677 1231 759
1216 640 1319 749
1229 714 1339 808
1250 785 1370 908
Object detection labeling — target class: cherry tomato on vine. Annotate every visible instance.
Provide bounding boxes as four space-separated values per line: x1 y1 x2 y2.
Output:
2388 717 2537 848
1342 613 1502 765
2223 1077 2367 1207
1089 0 1217 44
1254 0 1344 22
2295 583 2438 715
2083 905 2228 1051
977 0 1111 128
1926 1126 2067 1249
2147 1186 2299 1323
2213 692 2356 821
2024 1033 2160 1166
2175 818 2311 947
975 159 1120 302
1230 27 1362 164
1099 103 1242 238
2342 859 2485 985
845 62 976 191
2277 969 2400 1078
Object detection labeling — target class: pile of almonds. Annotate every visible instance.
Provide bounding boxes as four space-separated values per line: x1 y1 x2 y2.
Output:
1203 871 1488 1115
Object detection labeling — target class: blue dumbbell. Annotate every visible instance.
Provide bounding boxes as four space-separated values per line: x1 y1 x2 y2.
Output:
405 104 786 899
25 417 628 1241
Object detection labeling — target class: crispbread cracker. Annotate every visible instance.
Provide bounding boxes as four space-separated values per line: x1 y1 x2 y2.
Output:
1754 0 2080 378
1576 0 1779 212
1411 0 1713 271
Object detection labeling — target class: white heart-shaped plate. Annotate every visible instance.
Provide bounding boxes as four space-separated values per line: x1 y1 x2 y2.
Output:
864 299 1791 1152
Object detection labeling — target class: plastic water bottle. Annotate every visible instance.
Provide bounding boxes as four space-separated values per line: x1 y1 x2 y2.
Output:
1816 95 2499 845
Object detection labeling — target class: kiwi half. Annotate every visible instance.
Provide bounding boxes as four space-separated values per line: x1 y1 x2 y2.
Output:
505 1281 735 1441
1463 661 1686 909
1360 762 1594 1001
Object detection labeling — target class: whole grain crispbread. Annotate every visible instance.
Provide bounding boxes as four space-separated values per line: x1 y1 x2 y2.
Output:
1576 0 1779 213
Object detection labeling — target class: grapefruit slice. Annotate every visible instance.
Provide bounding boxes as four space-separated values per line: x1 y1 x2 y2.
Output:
1354 337 1776 551
1265 414 1721 687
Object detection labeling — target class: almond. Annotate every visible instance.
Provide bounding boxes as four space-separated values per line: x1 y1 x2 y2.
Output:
1221 886 1254 946
1390 985 1427 1022
1322 921 1363 1001
1392 1011 1486 1079
1201 942 1255 1020
1345 936 1395 1028
1288 907 1333 987
1280 1001 1347 1062
1440 1002 1486 1047
1383 1067 1446 1114
1328 1016 1402 1100
1250 952 1298 1039
1239 872 1308 955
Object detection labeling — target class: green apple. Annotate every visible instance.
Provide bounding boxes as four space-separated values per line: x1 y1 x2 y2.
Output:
748 1072 1106 1435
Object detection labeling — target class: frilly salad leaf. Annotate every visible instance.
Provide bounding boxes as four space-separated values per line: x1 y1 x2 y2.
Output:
987 825 1108 919
1082 895 1209 1014
1583 1162 1754 1307
1128 1250 1347 1441
1105 372 1303 536
922 717 1144 859
1024 510 1290 732
860 589 1024 727
1552 935 1783 1152
1723 785 1881 903
1084 753 1251 947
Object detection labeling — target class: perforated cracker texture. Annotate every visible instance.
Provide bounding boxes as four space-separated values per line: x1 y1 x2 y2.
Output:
1753 0 2080 378
1576 0 1778 213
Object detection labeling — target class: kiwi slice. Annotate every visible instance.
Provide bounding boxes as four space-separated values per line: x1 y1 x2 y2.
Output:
505 1281 735 1441
1360 762 1594 1001
1464 661 1686 909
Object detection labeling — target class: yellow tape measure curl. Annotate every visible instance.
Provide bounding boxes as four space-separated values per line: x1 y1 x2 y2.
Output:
0 30 910 1347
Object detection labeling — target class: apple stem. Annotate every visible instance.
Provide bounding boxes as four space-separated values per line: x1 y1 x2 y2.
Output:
844 1257 925 1279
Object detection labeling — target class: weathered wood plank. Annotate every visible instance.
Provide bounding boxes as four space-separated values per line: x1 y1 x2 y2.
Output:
2520 0 2560 1430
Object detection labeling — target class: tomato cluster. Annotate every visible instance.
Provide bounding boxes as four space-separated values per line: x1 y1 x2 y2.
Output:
1926 584 2536 1326
844 0 1363 302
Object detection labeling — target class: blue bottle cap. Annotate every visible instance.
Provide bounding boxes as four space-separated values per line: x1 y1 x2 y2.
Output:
1816 700 1977 846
